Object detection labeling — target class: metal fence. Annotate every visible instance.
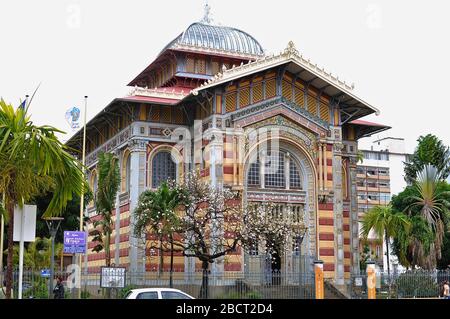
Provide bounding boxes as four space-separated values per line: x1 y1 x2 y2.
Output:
0 270 316 300
348 270 450 299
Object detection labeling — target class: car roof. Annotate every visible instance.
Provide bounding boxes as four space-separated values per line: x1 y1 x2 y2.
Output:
130 288 187 293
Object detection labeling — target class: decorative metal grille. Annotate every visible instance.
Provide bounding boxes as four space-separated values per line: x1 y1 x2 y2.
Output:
239 87 250 107
282 80 293 101
150 105 160 122
196 58 206 74
252 82 263 103
160 106 171 123
225 92 237 112
306 94 317 115
294 87 305 108
186 57 195 73
152 152 176 188
319 101 330 122
265 79 276 98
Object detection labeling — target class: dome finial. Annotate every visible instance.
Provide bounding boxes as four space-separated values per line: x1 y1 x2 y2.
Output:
201 1 213 24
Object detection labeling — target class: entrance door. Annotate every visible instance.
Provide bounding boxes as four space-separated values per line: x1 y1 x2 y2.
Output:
269 243 282 285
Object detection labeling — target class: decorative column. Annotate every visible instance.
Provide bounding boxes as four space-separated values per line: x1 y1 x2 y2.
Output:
128 139 147 277
349 156 360 274
285 152 290 190
331 127 345 286
318 143 323 191
323 144 328 190
209 127 225 276
114 149 123 266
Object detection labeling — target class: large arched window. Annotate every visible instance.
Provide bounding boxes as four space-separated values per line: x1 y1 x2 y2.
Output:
247 149 303 190
125 155 131 192
89 170 98 207
152 152 176 188
121 151 131 193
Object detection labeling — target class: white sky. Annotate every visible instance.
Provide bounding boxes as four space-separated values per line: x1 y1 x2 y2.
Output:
1 0 449 154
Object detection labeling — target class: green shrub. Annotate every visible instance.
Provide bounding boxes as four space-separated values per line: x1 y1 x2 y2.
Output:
81 290 91 299
395 272 439 298
23 278 49 299
118 285 137 299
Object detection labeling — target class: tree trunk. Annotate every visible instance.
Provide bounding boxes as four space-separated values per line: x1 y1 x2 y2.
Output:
5 201 14 299
105 232 111 267
169 234 174 288
199 260 209 299
385 230 390 277
105 231 111 299
158 235 163 277
385 230 391 298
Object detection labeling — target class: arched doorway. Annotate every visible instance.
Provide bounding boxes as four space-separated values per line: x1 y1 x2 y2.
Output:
243 139 317 283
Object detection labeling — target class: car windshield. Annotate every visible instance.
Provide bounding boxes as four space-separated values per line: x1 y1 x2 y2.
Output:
124 291 134 299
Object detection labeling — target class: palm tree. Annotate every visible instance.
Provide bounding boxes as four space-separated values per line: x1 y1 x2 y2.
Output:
361 205 410 276
89 152 120 268
0 99 86 299
406 165 450 268
134 182 181 287
356 150 364 164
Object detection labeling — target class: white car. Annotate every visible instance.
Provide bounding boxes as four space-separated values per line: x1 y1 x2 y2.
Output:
125 288 195 299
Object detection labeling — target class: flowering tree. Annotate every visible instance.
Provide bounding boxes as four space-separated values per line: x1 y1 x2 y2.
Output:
240 202 308 267
172 171 242 299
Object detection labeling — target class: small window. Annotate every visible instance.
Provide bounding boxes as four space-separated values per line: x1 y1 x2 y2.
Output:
161 291 192 299
136 292 159 299
152 152 176 188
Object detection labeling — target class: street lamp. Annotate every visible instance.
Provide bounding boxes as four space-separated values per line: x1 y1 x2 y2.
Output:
43 217 64 298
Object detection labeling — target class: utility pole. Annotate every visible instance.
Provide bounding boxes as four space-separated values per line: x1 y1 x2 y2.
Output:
78 96 88 299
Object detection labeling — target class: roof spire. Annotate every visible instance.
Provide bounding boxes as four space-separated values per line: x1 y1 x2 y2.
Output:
201 1 213 24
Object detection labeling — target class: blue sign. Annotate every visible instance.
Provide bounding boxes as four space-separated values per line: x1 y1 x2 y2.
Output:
63 231 86 254
41 269 50 278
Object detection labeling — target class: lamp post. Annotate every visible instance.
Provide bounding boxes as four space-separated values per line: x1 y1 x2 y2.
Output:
43 217 63 298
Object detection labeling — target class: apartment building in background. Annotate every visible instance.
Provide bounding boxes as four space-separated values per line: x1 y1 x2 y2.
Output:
357 137 411 272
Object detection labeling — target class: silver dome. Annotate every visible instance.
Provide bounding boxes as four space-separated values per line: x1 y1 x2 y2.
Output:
163 22 264 56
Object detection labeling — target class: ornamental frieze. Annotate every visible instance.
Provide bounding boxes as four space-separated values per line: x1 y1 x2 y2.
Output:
242 115 318 159
230 96 329 132
247 191 307 204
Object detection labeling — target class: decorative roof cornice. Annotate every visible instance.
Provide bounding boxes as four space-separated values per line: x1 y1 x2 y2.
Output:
128 86 188 100
192 41 354 94
171 42 262 60
191 41 379 115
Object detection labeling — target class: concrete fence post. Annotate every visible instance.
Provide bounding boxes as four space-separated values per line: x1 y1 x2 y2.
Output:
366 260 376 299
314 260 324 299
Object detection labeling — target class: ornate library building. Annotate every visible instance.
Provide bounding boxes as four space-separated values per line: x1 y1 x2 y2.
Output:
67 12 388 285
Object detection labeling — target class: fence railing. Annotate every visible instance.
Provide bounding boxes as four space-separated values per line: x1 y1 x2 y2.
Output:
348 270 450 299
0 270 316 300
